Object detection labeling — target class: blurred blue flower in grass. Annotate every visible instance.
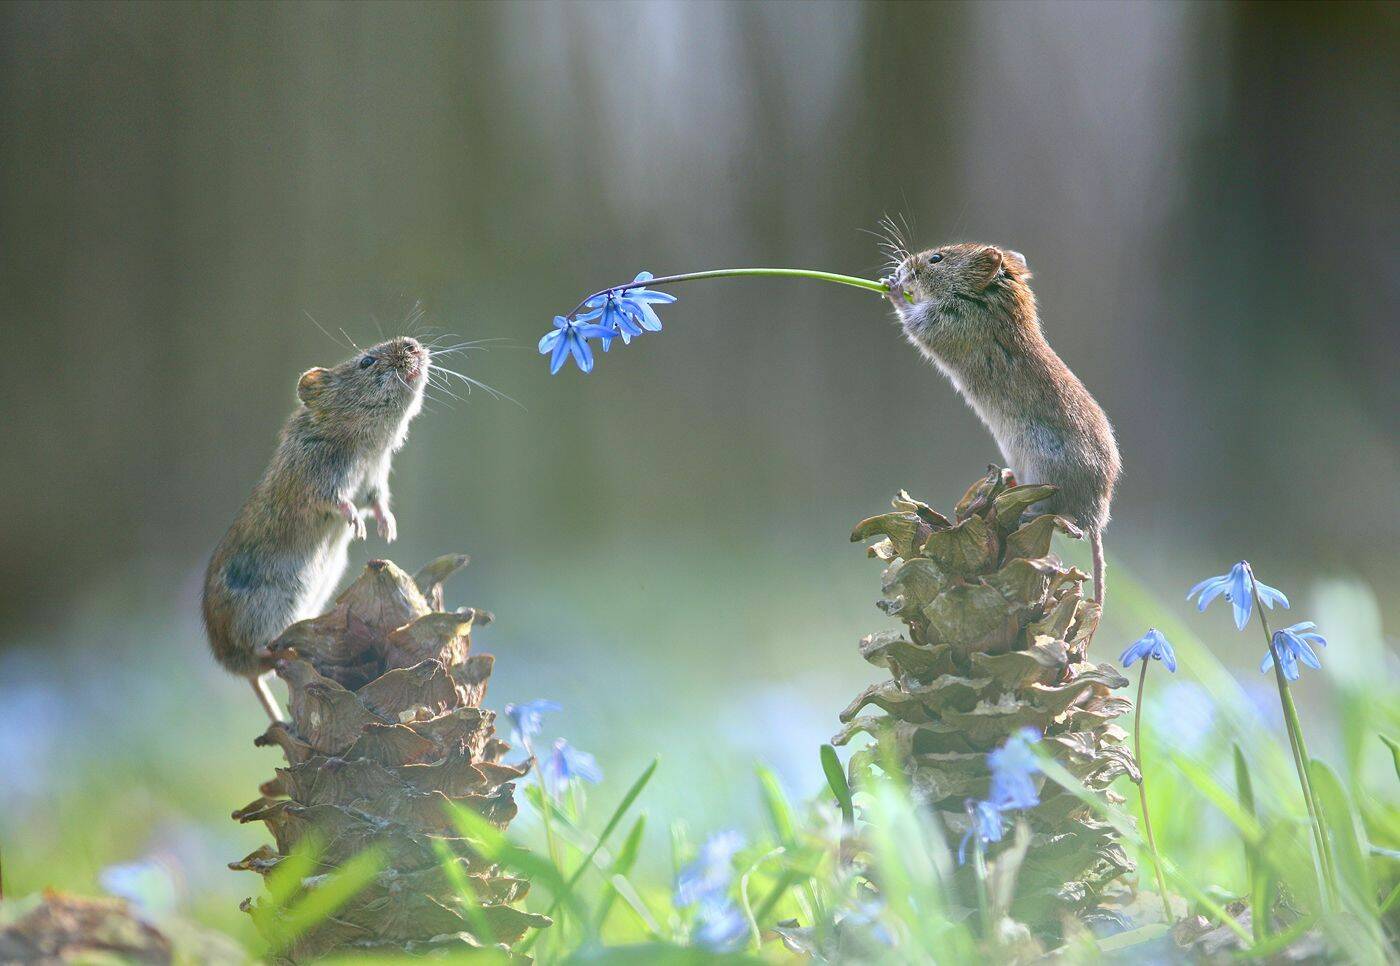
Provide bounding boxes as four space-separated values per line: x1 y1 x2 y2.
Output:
1188 560 1289 630
1262 621 1328 681
692 898 749 952
503 699 560 745
1120 628 1177 672
578 271 677 349
538 316 613 374
100 858 180 917
987 727 1041 810
958 798 1006 865
675 830 745 907
676 830 748 951
542 738 602 790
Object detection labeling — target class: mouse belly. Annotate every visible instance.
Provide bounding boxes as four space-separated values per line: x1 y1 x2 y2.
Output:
204 517 353 674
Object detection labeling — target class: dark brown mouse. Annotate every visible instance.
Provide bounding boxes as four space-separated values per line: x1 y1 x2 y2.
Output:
883 243 1119 610
202 336 428 720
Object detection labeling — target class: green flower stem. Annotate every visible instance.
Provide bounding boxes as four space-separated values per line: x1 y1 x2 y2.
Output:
971 835 991 936
1248 574 1337 905
1133 660 1175 923
565 267 900 319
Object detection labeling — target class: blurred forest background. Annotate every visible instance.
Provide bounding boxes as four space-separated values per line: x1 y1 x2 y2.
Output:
0 0 1395 937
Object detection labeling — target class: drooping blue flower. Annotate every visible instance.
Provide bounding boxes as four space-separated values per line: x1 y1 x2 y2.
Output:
503 699 561 745
958 799 1005 865
538 315 613 374
1120 628 1178 672
987 727 1041 810
675 830 745 907
578 271 677 349
692 898 749 952
1261 621 1327 681
541 738 603 790
1188 561 1289 630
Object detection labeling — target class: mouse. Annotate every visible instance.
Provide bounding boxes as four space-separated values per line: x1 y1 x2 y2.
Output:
882 243 1120 613
202 335 428 721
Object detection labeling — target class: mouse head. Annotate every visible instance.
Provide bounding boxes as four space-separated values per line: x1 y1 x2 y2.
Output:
297 336 428 421
894 242 1031 306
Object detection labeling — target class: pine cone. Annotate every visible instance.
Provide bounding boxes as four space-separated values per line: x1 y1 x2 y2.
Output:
835 468 1137 927
231 555 550 961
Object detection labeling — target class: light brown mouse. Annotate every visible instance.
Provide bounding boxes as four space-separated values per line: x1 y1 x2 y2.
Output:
883 243 1119 610
202 336 428 720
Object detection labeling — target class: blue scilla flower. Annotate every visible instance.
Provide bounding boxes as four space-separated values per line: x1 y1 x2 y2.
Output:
675 829 745 907
958 799 1005 865
987 727 1041 811
578 271 677 348
1188 561 1289 630
541 738 603 791
503 699 560 745
1120 628 1177 672
692 898 749 952
538 316 613 374
1261 622 1327 681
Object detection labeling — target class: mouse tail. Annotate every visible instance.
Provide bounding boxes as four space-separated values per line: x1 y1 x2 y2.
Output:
1090 529 1106 609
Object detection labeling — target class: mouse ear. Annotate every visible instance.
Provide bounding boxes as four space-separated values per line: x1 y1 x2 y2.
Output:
1001 249 1031 278
970 246 1003 289
297 367 331 405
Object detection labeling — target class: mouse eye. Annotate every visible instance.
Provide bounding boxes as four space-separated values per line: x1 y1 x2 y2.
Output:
359 356 375 369
928 253 944 265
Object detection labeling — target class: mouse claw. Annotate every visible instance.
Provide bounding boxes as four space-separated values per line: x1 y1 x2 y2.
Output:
373 503 397 543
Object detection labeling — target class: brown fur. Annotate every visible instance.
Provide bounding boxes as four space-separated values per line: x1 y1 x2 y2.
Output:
202 337 427 704
884 243 1119 604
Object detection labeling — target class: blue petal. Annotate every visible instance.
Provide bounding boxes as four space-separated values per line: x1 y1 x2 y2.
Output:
549 335 570 374
1191 576 1230 611
539 329 562 354
633 271 654 282
632 287 677 305
632 300 664 331
1187 574 1225 600
1119 643 1143 668
1256 581 1290 610
569 334 594 373
1160 638 1178 673
1231 594 1253 630
1260 650 1275 674
576 305 605 322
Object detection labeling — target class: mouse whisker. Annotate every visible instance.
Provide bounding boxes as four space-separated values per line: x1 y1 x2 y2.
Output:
429 363 523 410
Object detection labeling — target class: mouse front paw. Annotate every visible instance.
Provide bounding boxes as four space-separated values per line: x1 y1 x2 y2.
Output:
338 499 368 540
882 275 906 308
372 502 397 543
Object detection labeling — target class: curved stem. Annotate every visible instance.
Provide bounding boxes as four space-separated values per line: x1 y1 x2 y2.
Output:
565 268 891 319
1133 661 1175 923
1247 568 1337 906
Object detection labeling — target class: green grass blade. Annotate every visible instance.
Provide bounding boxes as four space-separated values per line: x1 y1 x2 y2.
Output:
1235 745 1272 941
271 846 384 953
1035 749 1253 946
1308 758 1375 908
820 744 854 826
1380 735 1400 783
756 765 797 846
592 815 647 933
431 839 497 946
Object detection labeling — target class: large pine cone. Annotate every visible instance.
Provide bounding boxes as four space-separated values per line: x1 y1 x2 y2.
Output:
231 555 549 961
835 468 1137 928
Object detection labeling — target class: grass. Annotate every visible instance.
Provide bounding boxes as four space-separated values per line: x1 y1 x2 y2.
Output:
0 551 1395 962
